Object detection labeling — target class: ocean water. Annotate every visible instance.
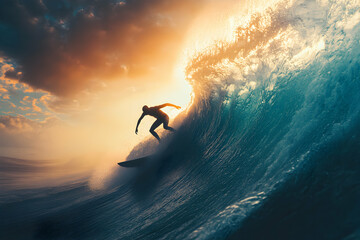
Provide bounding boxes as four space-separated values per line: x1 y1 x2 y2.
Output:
1 0 360 239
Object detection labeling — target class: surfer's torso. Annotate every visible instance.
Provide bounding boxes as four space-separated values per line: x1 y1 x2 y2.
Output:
146 107 168 120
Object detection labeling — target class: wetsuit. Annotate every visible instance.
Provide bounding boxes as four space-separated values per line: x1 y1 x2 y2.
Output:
136 103 179 142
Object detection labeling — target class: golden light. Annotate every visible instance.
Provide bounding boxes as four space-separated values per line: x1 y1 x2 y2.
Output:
1 0 285 166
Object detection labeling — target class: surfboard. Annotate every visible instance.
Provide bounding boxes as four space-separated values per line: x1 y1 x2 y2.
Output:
117 155 150 167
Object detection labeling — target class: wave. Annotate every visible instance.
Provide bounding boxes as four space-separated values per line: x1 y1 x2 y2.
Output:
1 0 360 239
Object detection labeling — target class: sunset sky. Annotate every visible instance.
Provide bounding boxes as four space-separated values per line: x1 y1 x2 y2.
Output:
0 0 276 161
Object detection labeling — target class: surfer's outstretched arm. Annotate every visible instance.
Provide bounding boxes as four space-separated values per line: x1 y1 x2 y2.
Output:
155 103 181 109
135 113 145 134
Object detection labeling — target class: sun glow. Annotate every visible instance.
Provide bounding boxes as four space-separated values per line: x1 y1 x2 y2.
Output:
180 0 282 62
0 0 284 165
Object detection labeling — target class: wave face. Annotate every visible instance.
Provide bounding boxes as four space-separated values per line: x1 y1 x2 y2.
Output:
1 0 360 239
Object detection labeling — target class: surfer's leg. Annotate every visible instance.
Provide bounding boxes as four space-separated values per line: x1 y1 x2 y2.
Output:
163 116 175 132
150 119 162 142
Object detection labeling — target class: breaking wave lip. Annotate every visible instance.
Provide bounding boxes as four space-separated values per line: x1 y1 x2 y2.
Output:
1 0 360 239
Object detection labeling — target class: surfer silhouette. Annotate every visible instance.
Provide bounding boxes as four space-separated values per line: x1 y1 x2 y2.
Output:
135 103 181 142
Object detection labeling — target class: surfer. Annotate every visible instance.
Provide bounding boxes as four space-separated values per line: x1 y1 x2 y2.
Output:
135 103 181 142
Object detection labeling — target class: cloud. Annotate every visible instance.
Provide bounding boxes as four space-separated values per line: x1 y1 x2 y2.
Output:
19 106 31 111
0 115 61 133
0 115 36 132
31 99 42 112
0 86 8 93
0 0 204 97
7 100 15 107
23 96 31 102
0 115 62 157
4 69 21 79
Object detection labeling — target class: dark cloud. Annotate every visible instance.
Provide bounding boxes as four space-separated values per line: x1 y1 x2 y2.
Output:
0 0 204 96
4 69 20 79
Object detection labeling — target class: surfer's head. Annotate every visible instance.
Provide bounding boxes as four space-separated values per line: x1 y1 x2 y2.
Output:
142 105 149 112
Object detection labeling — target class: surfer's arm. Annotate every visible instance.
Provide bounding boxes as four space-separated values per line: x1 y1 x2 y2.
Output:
135 113 145 134
155 103 181 110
